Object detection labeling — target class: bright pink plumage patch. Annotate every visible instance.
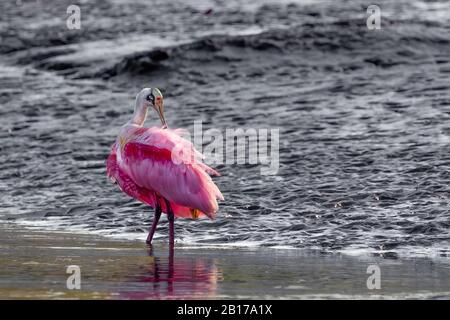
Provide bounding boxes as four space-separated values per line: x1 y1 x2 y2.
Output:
124 143 173 163
106 126 223 219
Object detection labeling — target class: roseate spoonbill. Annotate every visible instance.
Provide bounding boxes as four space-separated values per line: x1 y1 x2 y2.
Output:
106 88 223 248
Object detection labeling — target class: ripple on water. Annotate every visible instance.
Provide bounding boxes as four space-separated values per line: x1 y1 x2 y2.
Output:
0 0 449 257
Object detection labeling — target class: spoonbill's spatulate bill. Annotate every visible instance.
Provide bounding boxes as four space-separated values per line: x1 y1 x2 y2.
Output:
106 88 224 248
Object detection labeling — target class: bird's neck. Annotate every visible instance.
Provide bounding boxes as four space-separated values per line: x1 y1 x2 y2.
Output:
130 102 148 126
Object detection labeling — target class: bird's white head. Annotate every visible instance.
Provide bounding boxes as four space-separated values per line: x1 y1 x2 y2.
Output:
132 87 167 128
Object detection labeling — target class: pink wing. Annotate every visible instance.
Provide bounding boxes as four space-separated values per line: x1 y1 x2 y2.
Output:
108 127 223 219
106 146 157 207
107 144 214 219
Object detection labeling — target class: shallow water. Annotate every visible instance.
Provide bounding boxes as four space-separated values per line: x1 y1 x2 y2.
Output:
0 225 449 299
0 0 449 257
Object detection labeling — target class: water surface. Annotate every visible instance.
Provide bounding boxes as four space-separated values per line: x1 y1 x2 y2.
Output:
1 225 449 299
0 0 449 257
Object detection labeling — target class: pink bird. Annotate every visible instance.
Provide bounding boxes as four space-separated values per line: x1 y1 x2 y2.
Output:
106 88 223 248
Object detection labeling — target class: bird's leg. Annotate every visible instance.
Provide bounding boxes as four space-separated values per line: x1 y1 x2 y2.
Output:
164 198 175 248
146 198 162 245
167 248 174 295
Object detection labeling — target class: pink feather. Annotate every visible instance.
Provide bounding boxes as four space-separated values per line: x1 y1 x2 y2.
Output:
106 126 223 219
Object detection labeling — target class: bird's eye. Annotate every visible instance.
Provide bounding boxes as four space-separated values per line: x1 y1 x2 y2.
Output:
146 94 154 102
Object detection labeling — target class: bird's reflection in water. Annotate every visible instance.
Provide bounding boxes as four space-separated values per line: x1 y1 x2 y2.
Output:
120 247 222 299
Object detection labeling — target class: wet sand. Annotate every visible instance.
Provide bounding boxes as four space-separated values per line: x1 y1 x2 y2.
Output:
0 224 448 299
